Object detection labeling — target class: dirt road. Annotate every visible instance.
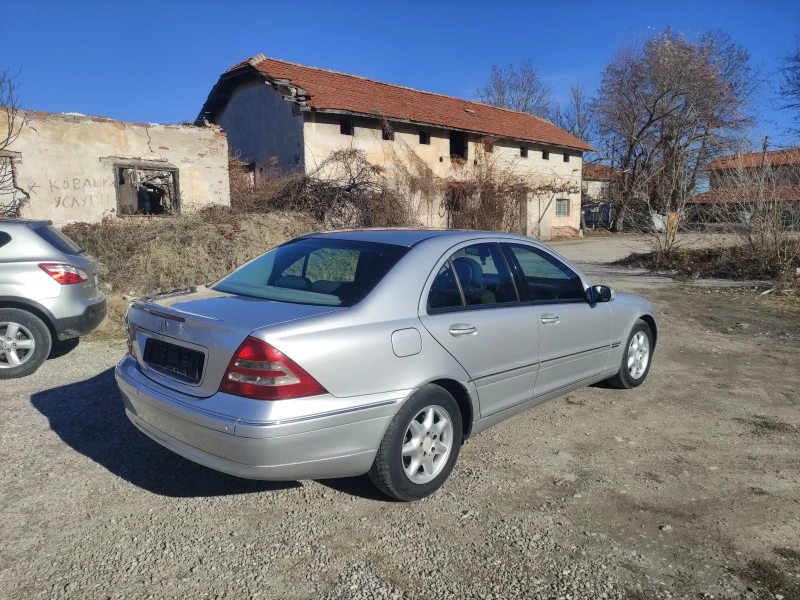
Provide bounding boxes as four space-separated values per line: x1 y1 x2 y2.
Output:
1 247 798 599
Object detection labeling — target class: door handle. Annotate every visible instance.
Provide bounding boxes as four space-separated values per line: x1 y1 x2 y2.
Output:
540 314 560 325
449 323 477 337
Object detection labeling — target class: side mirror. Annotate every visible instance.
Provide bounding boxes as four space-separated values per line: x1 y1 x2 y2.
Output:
592 285 615 303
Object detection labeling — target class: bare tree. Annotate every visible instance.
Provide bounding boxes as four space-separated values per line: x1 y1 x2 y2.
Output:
594 28 759 235
549 84 596 147
708 142 800 281
0 68 27 217
778 39 800 134
475 58 553 119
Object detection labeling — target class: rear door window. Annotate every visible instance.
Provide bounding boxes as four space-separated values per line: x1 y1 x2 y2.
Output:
33 225 84 256
427 242 518 311
213 239 407 307
503 243 586 303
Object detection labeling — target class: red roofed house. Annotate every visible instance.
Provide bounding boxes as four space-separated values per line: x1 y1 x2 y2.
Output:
691 148 800 205
198 55 594 239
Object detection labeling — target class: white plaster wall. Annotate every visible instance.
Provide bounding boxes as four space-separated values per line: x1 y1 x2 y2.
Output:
217 80 305 173
303 114 582 238
5 112 229 225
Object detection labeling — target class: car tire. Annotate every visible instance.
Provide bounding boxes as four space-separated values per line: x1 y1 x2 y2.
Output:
369 383 462 501
607 319 653 389
0 308 52 379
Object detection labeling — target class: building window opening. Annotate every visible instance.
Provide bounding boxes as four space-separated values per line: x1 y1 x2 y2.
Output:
556 198 570 217
381 121 395 141
542 150 550 160
419 131 430 145
340 119 354 136
449 130 467 160
116 167 178 216
520 146 528 158
563 153 570 163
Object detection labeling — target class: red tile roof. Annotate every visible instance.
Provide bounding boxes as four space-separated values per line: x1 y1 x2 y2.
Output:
582 163 620 180
689 186 800 204
708 148 800 170
215 56 594 152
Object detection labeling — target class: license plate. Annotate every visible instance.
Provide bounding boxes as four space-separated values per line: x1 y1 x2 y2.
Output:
143 338 204 383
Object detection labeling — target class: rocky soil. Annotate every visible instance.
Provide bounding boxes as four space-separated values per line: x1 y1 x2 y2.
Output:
1 281 798 600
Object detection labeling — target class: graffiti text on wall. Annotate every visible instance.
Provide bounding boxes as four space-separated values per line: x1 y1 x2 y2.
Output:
49 176 115 209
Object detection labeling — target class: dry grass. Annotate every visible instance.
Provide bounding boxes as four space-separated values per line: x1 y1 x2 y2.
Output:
64 208 319 296
617 242 800 283
63 208 320 337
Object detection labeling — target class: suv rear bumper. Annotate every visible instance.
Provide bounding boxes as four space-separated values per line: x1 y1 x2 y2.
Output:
115 354 400 480
55 296 107 340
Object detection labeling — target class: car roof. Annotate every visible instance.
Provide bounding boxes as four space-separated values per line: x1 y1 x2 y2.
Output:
297 228 533 247
0 218 50 227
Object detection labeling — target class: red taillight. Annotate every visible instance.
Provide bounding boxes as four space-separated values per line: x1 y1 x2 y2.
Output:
39 263 88 285
219 337 327 400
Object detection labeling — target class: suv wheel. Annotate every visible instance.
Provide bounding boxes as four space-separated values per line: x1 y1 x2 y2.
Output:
0 308 52 379
369 384 462 501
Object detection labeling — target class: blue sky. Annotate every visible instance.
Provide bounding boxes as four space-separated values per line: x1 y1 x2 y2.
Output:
2 0 799 147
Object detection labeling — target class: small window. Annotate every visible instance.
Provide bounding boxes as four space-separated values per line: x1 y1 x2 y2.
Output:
449 243 518 307
340 119 353 136
504 244 585 303
483 138 495 153
450 130 467 159
381 122 394 141
542 150 550 160
520 147 528 158
556 199 570 217
419 131 430 145
563 153 570 163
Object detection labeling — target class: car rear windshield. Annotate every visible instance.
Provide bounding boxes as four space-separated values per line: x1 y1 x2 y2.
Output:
34 224 84 255
212 238 409 307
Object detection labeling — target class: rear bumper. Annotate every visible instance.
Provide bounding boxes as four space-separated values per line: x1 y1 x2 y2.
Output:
115 355 401 480
54 296 107 340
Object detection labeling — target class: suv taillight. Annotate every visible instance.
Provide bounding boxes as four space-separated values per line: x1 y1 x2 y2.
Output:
219 337 327 400
39 263 88 285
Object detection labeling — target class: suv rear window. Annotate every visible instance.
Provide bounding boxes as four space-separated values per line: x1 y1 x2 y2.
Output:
212 238 408 307
34 225 84 256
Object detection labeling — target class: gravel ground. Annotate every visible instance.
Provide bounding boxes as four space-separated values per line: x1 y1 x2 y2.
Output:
1 277 799 599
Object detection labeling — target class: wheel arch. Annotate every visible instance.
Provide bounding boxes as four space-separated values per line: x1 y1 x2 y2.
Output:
428 378 474 440
0 297 61 341
639 313 658 349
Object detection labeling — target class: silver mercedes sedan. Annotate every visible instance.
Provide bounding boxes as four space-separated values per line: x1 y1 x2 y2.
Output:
116 229 657 501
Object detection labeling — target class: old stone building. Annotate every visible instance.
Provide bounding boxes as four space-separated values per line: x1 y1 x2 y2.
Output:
198 55 593 239
1 111 230 224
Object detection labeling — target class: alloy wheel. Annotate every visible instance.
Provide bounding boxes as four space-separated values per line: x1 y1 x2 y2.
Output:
627 331 650 379
402 405 454 484
0 322 36 369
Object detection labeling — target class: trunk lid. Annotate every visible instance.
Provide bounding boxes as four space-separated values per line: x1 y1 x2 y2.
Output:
127 285 342 397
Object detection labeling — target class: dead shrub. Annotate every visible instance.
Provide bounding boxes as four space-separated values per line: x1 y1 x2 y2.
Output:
228 149 418 229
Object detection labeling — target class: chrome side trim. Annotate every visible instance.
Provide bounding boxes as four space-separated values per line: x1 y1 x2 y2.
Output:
611 341 622 349
471 360 540 382
235 400 399 428
539 344 610 365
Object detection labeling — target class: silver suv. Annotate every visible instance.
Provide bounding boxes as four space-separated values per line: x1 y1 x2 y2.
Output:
0 219 106 378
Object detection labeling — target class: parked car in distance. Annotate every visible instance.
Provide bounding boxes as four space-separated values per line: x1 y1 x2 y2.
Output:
582 202 615 229
0 219 107 378
116 229 657 501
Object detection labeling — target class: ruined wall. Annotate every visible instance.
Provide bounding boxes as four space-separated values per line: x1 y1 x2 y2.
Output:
302 113 582 238
5 111 229 224
217 80 305 173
